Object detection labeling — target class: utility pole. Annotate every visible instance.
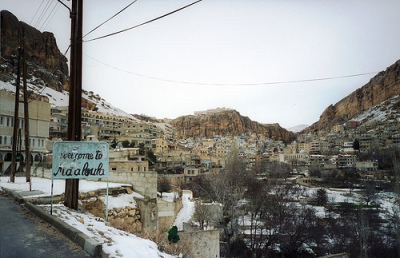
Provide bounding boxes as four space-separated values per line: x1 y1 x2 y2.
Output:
10 47 22 183
64 0 83 210
22 47 31 184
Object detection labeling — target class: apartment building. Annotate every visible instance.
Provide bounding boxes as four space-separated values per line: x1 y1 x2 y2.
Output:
337 154 356 168
109 148 148 172
0 90 50 173
184 167 202 182
154 122 176 139
119 122 162 149
49 106 68 139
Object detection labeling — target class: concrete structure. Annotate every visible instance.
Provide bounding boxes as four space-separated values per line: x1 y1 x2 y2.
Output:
157 196 182 231
179 229 220 258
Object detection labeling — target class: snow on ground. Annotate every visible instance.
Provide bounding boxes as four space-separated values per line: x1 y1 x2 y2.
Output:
42 204 174 258
160 192 179 203
0 176 174 258
173 191 195 231
99 192 144 209
351 95 400 123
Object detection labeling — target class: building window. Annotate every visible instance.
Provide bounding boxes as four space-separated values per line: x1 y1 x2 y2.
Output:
32 139 35 146
0 136 2 144
112 167 116 171
4 136 7 145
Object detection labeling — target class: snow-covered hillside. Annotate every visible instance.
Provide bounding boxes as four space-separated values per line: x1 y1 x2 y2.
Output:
350 95 400 124
0 80 138 120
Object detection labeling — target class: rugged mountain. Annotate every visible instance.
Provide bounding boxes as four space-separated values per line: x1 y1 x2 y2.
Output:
308 59 400 132
0 10 138 119
170 110 295 142
0 10 69 91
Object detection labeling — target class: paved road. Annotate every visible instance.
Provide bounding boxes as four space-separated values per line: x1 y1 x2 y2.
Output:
0 192 90 258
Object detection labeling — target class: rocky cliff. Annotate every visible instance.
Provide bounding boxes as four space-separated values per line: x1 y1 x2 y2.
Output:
0 10 69 91
309 59 400 131
171 110 295 142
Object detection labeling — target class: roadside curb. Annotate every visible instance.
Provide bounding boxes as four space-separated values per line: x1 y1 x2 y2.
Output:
1 187 106 258
2 187 24 204
25 202 103 257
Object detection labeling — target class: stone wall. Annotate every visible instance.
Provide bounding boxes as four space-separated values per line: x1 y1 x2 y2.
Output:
107 206 142 233
79 190 143 234
100 170 157 199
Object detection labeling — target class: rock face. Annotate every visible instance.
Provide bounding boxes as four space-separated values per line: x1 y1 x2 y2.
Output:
0 10 69 91
171 110 295 142
309 59 400 131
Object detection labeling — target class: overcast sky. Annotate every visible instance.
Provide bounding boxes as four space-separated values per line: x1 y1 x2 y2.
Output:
3 0 400 128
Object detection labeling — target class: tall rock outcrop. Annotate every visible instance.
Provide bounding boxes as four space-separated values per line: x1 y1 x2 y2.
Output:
0 10 69 91
171 110 295 142
309 59 400 131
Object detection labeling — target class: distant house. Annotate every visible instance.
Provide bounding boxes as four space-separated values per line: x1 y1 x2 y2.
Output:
109 148 148 172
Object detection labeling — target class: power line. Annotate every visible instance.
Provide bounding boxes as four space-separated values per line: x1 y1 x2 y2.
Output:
29 0 45 25
84 0 203 43
43 3 61 30
83 0 138 39
39 1 60 31
34 0 52 28
84 53 378 86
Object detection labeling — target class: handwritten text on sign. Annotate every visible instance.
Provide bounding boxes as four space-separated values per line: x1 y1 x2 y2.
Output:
52 141 109 179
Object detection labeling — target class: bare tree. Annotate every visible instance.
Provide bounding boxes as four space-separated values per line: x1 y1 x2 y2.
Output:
193 201 215 230
363 180 377 206
157 176 171 198
314 188 328 206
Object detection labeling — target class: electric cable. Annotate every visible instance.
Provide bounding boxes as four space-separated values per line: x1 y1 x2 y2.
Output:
34 0 52 29
83 0 138 39
84 0 202 43
39 1 59 31
29 0 45 25
84 53 378 86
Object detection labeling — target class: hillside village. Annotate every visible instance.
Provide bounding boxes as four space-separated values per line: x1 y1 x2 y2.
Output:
2 8 400 258
2 80 400 256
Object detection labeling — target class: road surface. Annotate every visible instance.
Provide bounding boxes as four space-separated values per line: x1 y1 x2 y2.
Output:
0 192 90 258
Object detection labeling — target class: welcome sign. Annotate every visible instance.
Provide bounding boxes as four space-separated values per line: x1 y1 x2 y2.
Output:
52 141 109 179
